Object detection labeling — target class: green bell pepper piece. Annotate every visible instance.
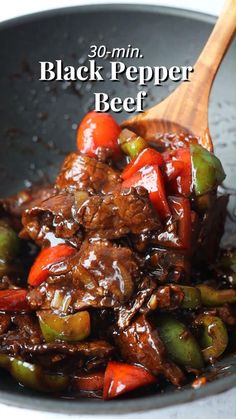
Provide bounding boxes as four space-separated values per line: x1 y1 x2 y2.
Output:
190 143 226 195
38 310 91 342
179 286 202 309
0 354 69 392
158 315 204 370
197 284 236 306
196 314 228 361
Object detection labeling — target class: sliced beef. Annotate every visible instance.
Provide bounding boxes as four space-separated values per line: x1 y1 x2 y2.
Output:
21 192 81 247
114 314 185 386
73 187 161 239
27 240 140 311
195 195 229 264
202 305 236 326
0 314 42 353
0 312 114 372
117 277 156 329
56 153 121 194
144 247 191 283
117 283 184 329
0 335 113 359
0 185 54 219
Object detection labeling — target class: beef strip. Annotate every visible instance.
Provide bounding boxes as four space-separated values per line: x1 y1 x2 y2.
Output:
114 314 185 386
202 304 236 326
0 335 113 359
144 247 191 283
56 153 121 194
20 192 81 247
146 285 184 311
27 240 140 311
73 187 161 239
117 282 184 330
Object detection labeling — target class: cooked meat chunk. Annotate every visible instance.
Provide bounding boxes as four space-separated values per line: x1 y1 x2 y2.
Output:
0 314 42 352
73 187 161 239
195 195 229 264
0 334 113 359
0 185 54 219
117 277 156 329
0 313 11 334
0 312 114 371
77 241 139 304
27 240 140 311
114 314 185 386
56 153 121 194
21 192 81 247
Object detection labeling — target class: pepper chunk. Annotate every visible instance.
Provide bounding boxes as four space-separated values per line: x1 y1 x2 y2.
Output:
28 244 77 286
77 112 121 160
38 310 91 342
118 128 147 159
73 371 104 392
0 221 20 262
195 314 228 361
103 361 156 400
190 143 225 195
121 148 164 180
0 354 69 393
179 286 202 309
0 289 30 312
158 315 204 370
122 165 171 219
197 284 236 306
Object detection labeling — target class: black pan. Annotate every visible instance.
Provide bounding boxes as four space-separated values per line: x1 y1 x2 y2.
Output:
0 4 235 414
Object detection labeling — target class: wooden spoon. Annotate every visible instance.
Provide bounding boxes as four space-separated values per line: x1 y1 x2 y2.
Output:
122 0 236 152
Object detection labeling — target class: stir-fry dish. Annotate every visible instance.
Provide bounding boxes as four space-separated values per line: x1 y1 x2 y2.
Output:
0 111 235 400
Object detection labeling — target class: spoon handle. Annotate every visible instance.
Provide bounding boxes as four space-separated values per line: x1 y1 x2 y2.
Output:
192 0 236 88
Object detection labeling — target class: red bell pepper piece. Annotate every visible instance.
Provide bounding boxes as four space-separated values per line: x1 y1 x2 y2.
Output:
162 160 184 183
157 196 191 249
0 289 30 311
28 244 76 286
169 148 192 196
103 361 156 400
163 148 192 196
121 148 164 180
122 165 171 219
73 372 104 392
76 111 121 160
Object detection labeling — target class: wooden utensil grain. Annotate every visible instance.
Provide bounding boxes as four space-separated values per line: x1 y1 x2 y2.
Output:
122 0 236 152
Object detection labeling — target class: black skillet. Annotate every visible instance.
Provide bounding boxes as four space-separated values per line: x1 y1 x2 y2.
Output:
0 4 235 414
